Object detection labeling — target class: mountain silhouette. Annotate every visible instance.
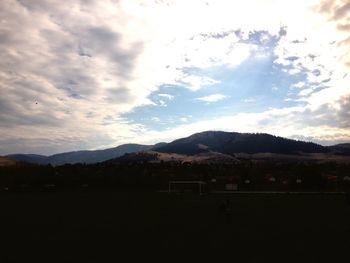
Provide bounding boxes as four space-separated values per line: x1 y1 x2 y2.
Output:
7 131 350 165
0 156 18 166
7 143 161 166
328 143 350 155
154 131 329 155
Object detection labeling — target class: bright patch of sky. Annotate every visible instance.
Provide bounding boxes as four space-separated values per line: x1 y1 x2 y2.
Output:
123 29 319 130
0 0 350 154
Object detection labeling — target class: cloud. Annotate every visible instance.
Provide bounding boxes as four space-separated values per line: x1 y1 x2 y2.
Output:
290 82 305 89
0 0 350 154
315 0 350 68
178 75 220 91
0 0 153 154
273 0 350 117
158 100 167 107
104 87 134 104
151 117 161 122
196 94 228 103
137 101 350 147
158 94 174 100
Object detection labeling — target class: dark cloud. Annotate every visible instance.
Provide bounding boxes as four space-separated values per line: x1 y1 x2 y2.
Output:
316 1 350 67
105 87 134 104
256 94 350 139
286 56 299 62
0 91 64 128
0 0 146 154
290 134 350 146
0 2 143 105
337 23 350 31
278 27 287 37
78 26 143 79
333 1 350 20
318 0 336 13
297 95 350 129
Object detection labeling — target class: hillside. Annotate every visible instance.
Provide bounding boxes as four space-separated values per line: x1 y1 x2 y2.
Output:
328 143 350 155
6 154 47 165
8 144 158 166
154 131 329 155
114 150 240 164
0 156 18 166
7 131 350 165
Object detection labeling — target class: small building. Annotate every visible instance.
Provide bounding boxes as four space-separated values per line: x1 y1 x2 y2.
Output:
168 181 207 194
268 176 276 182
225 183 238 191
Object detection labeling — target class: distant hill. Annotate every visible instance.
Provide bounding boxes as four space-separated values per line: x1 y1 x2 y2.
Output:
7 131 350 165
6 154 47 164
0 156 18 166
8 143 161 166
153 131 329 155
113 150 240 164
327 143 350 155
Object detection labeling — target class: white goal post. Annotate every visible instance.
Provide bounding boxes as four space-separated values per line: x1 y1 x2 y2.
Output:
168 181 206 195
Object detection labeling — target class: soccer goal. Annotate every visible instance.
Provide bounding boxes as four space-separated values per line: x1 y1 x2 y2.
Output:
168 181 206 195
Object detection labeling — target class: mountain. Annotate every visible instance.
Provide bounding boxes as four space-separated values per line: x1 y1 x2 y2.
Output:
8 143 160 166
113 150 240 164
6 154 47 164
153 131 329 155
328 143 350 155
0 156 19 166
7 131 350 165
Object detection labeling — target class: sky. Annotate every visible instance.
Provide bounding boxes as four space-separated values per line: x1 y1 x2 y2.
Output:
0 0 350 155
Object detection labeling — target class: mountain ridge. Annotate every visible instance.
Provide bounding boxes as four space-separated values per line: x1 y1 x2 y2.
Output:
6 131 350 165
153 131 328 155
7 143 159 166
0 156 19 166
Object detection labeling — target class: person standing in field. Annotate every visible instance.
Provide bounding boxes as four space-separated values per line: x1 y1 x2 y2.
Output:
224 199 232 223
218 199 232 223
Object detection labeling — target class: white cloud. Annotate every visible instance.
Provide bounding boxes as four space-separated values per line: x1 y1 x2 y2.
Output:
298 88 314 97
196 93 228 103
178 75 220 91
273 0 350 107
0 0 350 153
158 100 167 107
151 117 161 122
291 81 305 89
138 102 350 147
158 94 174 100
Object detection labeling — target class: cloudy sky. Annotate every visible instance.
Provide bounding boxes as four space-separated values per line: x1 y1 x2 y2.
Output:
0 0 349 155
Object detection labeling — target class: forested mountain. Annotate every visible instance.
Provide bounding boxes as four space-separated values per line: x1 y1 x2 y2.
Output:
154 131 329 155
328 143 350 155
7 131 350 165
0 156 18 166
8 144 158 166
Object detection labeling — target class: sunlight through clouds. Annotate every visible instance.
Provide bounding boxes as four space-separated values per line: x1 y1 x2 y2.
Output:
0 0 349 154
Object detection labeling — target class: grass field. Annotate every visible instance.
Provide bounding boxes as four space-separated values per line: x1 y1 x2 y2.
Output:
0 191 349 262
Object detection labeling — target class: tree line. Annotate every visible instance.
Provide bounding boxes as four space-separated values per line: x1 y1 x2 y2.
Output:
0 160 349 192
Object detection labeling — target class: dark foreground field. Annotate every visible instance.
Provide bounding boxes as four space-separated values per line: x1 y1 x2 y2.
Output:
0 191 349 262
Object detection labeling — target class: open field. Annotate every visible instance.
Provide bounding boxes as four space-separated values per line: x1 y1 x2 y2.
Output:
0 191 349 262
